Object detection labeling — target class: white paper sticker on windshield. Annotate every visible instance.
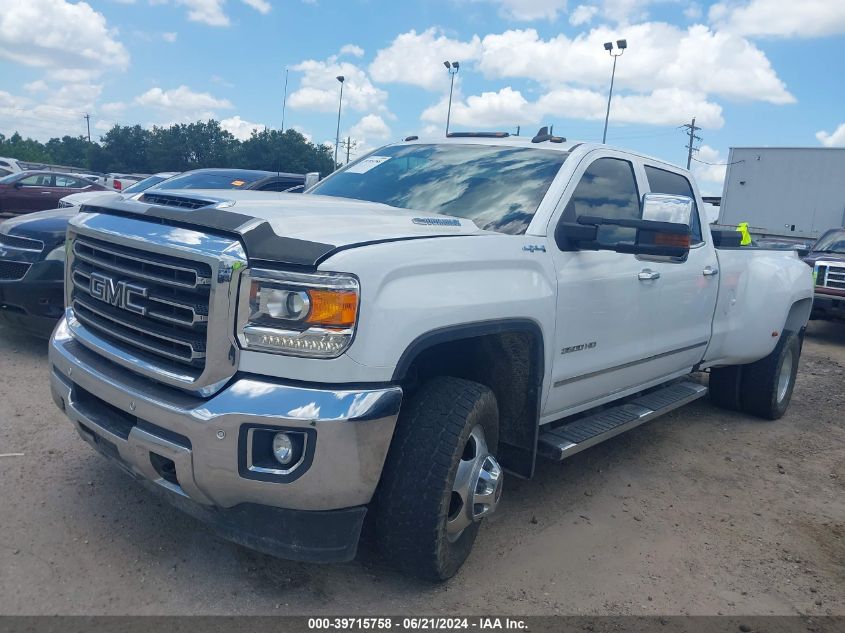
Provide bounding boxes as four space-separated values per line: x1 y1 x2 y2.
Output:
346 155 390 174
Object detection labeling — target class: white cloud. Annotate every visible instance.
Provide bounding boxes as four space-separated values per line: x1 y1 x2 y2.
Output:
0 83 103 140
175 0 229 26
683 2 702 19
340 44 364 57
241 0 271 13
290 53 389 113
162 32 178 43
477 25 793 105
100 101 127 116
709 0 845 38
135 85 233 122
369 28 482 91
0 0 129 78
220 115 265 140
349 114 391 142
421 85 723 130
24 80 49 93
474 0 569 21
816 123 845 148
569 4 598 25
690 144 727 195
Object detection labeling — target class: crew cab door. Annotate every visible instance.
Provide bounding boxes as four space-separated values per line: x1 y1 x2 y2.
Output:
635 165 719 374
544 154 661 419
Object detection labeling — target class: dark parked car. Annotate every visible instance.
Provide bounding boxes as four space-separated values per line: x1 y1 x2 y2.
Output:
155 168 306 192
803 228 845 320
0 171 108 215
0 168 311 336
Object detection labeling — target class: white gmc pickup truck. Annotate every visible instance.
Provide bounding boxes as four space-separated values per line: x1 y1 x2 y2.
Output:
49 133 814 580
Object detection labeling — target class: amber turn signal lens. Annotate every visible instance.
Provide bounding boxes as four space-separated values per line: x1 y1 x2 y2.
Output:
653 233 691 248
305 289 358 327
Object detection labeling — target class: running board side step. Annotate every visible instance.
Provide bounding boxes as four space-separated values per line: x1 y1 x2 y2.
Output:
537 380 707 461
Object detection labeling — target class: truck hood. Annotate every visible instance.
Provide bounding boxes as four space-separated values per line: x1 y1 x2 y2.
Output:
86 190 487 266
1 207 78 242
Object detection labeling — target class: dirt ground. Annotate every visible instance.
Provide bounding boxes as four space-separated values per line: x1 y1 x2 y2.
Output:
0 320 842 616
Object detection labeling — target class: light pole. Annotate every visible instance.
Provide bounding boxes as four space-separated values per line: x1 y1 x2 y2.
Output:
281 68 289 132
334 75 345 168
444 61 459 135
601 39 627 144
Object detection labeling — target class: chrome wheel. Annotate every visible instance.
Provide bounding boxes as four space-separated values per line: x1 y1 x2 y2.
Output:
777 347 794 403
446 424 503 542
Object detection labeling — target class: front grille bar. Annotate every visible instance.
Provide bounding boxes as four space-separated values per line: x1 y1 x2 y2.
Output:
72 269 208 328
73 239 212 290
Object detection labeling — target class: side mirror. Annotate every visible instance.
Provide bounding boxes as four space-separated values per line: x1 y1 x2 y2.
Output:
304 172 320 190
13 181 23 189
641 193 694 225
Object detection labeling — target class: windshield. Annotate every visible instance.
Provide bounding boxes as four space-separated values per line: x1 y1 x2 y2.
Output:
155 170 271 190
122 174 170 194
310 143 569 234
0 173 21 185
814 231 845 254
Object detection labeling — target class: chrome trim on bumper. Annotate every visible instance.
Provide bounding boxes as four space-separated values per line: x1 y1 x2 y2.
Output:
50 317 402 511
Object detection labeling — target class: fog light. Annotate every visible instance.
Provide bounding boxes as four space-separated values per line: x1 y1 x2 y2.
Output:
272 432 294 465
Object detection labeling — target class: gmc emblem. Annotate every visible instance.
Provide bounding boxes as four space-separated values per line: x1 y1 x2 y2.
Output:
89 272 148 316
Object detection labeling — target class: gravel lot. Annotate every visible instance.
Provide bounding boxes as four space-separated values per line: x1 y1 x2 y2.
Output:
0 320 843 616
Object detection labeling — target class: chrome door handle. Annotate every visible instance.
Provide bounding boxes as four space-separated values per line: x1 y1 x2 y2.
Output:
638 269 660 281
702 266 719 276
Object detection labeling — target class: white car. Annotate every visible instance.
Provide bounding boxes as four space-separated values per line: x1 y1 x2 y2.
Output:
58 172 179 208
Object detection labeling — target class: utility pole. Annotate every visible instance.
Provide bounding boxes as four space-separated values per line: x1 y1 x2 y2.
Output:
83 113 91 142
341 136 357 164
682 117 702 169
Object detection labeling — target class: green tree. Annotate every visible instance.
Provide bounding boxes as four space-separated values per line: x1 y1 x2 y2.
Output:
44 135 90 168
234 128 334 175
97 124 152 173
0 132 52 163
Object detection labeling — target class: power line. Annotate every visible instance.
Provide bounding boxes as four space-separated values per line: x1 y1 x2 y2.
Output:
340 136 358 164
681 117 701 169
692 156 744 166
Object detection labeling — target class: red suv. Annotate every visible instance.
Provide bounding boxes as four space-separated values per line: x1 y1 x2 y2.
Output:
0 171 108 216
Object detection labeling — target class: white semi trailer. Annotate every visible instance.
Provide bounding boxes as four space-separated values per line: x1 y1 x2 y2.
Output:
719 147 845 242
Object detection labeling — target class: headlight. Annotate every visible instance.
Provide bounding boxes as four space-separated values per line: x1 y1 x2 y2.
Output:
45 243 66 262
239 269 359 358
58 200 74 208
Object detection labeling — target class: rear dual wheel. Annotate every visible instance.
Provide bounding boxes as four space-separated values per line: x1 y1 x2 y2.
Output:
709 331 801 420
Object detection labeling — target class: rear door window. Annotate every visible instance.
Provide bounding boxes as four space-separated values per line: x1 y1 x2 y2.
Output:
644 166 702 244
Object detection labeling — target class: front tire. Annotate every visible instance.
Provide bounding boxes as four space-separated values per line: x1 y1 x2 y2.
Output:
374 376 501 581
741 331 801 420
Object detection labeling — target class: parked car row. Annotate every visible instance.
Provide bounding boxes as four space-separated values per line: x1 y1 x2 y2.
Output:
0 167 311 335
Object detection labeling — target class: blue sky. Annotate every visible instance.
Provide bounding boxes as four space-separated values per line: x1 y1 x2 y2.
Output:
1 0 844 193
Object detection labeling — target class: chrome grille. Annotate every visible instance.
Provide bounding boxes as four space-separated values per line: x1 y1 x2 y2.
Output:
817 263 845 291
70 236 212 370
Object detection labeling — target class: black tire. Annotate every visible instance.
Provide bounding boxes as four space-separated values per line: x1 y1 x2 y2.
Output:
374 376 499 581
709 365 744 411
740 331 801 420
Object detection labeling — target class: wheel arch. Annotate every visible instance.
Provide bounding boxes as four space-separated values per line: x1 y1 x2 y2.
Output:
392 319 545 479
784 297 812 334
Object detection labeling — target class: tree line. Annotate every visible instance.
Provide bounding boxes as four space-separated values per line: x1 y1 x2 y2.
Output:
0 120 336 176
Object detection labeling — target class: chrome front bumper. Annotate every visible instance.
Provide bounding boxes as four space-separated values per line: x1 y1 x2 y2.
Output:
49 317 402 512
